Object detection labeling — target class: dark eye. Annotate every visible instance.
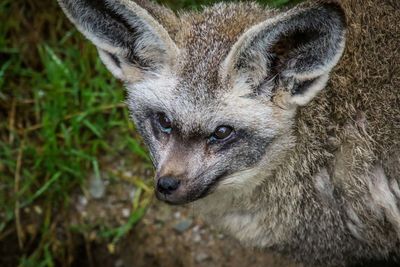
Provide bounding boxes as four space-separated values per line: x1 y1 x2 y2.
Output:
210 126 234 141
157 113 172 134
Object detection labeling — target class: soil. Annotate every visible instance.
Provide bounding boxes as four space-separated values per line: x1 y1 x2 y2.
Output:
62 154 301 267
119 202 301 267
69 168 302 267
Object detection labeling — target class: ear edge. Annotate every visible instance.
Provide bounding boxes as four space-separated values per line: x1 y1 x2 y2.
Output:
221 0 346 105
58 0 179 82
281 1 347 78
134 0 181 40
98 50 125 80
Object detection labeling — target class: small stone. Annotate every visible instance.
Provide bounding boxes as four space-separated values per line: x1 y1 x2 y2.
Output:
173 219 193 233
37 90 45 98
129 188 136 199
173 211 181 219
123 171 133 177
193 233 202 243
34 205 43 215
115 259 124 267
78 195 88 206
122 208 130 218
89 174 105 199
107 243 116 254
195 252 210 263
192 225 200 233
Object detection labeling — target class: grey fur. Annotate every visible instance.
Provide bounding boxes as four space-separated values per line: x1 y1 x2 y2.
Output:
58 0 400 266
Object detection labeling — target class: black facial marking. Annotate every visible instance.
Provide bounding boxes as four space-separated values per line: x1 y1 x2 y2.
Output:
106 51 121 68
291 78 318 95
195 132 271 199
150 113 164 140
235 135 273 167
194 132 274 200
195 171 229 200
215 129 272 162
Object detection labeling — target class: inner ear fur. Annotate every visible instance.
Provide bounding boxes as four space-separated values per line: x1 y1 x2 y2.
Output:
58 0 179 82
222 0 346 107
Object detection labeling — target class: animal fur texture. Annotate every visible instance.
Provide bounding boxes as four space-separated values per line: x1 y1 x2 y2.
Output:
57 0 400 266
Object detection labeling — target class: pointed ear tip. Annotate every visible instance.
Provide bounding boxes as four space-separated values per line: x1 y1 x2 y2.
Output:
316 0 347 24
57 0 68 7
315 0 343 7
317 0 345 16
57 0 64 7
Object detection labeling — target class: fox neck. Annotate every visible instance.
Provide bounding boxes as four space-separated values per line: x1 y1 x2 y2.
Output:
192 133 305 247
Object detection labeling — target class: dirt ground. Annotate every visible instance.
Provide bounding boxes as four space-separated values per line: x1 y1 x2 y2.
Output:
120 202 301 267
60 154 301 267
71 174 302 267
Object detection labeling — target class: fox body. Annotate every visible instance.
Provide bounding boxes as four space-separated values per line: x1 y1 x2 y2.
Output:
58 0 400 266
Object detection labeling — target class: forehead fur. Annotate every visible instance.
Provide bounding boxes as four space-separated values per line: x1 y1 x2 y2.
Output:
128 2 284 136
175 2 275 96
127 72 293 138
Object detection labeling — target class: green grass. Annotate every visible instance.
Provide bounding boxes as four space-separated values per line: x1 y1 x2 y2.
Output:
0 0 296 266
0 1 152 265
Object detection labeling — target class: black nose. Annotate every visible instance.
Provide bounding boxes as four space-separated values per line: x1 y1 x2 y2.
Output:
157 176 180 194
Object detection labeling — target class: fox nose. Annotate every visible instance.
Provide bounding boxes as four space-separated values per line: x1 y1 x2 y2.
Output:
157 176 181 195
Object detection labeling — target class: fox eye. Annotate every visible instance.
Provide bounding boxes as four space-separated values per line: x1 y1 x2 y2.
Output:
210 126 234 141
157 113 172 134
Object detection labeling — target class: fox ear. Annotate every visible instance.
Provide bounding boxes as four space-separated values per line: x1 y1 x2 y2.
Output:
222 1 346 106
58 0 179 82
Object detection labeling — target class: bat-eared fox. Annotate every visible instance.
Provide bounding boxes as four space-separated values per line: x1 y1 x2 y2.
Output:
58 0 399 266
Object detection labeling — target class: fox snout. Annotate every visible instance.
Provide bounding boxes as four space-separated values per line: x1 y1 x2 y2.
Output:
157 176 181 195
154 141 224 205
154 164 192 204
153 138 194 204
155 175 184 203
155 175 186 204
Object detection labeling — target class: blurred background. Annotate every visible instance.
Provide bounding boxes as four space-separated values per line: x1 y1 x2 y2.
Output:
0 0 301 266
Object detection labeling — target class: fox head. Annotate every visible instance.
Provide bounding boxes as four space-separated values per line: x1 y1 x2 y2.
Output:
58 0 346 204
